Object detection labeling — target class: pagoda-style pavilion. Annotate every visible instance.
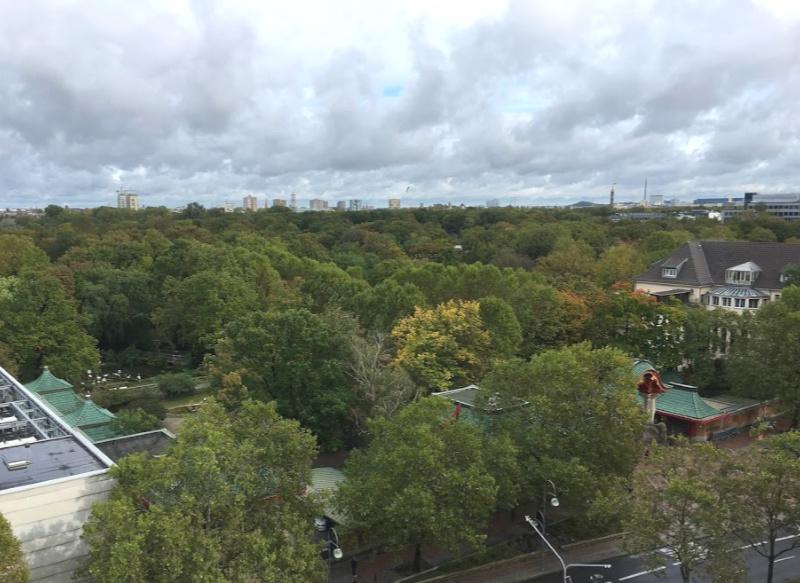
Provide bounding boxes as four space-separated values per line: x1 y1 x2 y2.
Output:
25 366 125 442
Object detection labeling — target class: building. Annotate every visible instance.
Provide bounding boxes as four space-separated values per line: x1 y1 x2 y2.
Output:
335 201 347 211
116 190 139 210
0 364 115 582
273 198 287 208
634 360 775 442
309 199 328 211
633 240 800 311
243 195 258 212
348 199 363 211
649 194 664 206
722 192 800 221
486 199 500 208
694 197 742 207
388 198 401 209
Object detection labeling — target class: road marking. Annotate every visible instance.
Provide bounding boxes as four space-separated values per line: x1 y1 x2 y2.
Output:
618 566 666 581
775 555 795 563
740 534 799 550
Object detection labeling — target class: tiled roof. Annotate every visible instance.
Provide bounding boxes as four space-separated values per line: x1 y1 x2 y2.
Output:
634 240 800 290
632 359 658 378
25 366 73 393
638 388 721 420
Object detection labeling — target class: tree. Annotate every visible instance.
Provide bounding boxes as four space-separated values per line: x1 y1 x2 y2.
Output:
594 242 646 288
392 300 492 391
211 309 352 450
0 270 98 382
479 296 522 358
113 408 161 434
482 343 646 535
81 400 324 583
353 280 426 331
0 512 28 583
336 398 500 572
726 432 800 583
729 287 800 425
624 440 743 583
157 373 196 397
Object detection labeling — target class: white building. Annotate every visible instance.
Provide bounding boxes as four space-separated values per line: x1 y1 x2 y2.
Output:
309 199 328 211
0 365 114 582
388 198 401 209
243 195 258 212
116 191 139 210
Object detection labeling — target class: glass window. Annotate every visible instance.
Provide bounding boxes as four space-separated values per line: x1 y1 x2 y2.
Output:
723 297 732 307
735 298 746 308
749 298 759 308
712 296 720 306
662 267 677 278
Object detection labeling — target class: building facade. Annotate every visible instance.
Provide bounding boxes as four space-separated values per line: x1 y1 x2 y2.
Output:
722 192 800 221
0 365 114 582
388 198 401 209
309 199 328 211
242 195 258 211
272 198 287 207
633 240 800 311
347 199 363 211
116 190 139 210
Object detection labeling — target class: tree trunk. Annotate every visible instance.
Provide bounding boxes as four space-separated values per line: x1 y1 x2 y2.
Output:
413 542 422 573
767 537 776 583
680 564 690 583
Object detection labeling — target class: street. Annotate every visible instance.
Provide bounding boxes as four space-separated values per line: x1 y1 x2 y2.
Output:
525 535 800 583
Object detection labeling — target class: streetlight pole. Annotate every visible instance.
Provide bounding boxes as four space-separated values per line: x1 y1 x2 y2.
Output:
524 515 611 583
541 479 559 536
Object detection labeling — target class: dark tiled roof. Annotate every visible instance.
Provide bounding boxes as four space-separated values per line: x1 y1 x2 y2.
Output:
634 240 800 289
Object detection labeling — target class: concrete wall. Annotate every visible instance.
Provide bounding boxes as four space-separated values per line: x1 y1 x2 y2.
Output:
0 471 113 583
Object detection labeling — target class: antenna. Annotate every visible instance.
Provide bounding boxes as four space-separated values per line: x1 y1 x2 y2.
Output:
609 183 616 207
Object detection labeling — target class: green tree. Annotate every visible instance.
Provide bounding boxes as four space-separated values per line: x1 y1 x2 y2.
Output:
0 270 98 382
212 309 352 450
726 432 800 583
113 408 161 434
0 512 29 583
729 287 800 426
392 300 491 391
483 343 646 534
157 373 196 397
337 398 500 572
624 440 743 583
479 296 523 358
354 279 426 331
81 400 324 583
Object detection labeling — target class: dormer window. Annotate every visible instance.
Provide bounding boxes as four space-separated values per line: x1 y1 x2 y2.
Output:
662 267 678 278
661 258 687 279
725 261 762 286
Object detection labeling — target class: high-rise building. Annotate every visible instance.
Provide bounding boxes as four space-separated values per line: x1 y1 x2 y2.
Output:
309 199 328 210
486 199 500 208
243 195 258 211
388 198 401 209
348 199 363 211
117 190 139 210
336 201 347 211
273 198 287 207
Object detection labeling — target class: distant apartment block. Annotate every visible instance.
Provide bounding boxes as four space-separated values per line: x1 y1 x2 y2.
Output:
388 198 401 209
309 199 328 210
348 199 363 211
722 192 800 221
243 195 258 211
336 201 347 211
117 190 139 210
273 198 287 207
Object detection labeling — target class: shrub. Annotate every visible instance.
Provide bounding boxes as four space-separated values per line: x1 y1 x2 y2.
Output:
157 373 196 397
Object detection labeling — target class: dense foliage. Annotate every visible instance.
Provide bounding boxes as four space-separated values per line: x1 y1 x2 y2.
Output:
0 512 28 583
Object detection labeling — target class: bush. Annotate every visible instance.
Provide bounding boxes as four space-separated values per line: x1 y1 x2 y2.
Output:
0 511 29 582
157 373 196 397
125 398 167 420
113 408 161 434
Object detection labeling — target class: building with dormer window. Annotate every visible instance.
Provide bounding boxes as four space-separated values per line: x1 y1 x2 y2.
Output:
633 241 800 311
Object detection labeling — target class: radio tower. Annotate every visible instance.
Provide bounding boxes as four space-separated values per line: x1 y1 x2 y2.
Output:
609 183 616 208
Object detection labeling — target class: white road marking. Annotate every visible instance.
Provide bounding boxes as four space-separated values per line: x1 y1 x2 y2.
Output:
774 555 795 563
618 566 666 581
740 533 799 550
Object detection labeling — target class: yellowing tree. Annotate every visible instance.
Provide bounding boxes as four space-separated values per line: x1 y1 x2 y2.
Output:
392 300 491 391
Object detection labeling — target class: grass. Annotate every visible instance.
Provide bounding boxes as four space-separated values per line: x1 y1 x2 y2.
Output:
160 388 213 410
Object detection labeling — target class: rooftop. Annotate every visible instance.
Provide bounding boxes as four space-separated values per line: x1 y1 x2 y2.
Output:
0 365 111 492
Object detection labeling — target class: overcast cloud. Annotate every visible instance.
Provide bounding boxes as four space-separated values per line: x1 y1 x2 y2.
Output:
1 0 799 208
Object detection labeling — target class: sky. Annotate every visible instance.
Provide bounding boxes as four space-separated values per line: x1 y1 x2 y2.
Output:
1 0 800 209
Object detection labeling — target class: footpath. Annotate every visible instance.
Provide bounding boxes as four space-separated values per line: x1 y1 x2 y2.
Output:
331 534 625 583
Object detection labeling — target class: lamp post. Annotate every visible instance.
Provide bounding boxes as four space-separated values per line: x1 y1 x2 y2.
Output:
524 515 611 583
540 479 559 536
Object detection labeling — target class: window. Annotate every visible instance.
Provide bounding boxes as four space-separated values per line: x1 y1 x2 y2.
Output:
712 296 720 306
748 298 759 309
662 267 677 278
723 297 732 307
735 298 746 308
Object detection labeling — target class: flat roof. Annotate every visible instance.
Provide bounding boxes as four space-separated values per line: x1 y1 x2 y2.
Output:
0 436 107 490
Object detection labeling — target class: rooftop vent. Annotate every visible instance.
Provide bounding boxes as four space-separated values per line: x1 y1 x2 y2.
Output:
4 459 31 471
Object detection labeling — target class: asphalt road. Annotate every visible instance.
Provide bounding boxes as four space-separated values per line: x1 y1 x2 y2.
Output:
525 535 800 583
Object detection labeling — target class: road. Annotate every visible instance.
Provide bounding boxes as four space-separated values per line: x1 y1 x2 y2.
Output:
525 535 800 583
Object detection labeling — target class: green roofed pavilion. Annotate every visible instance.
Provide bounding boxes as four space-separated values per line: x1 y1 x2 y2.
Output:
25 367 125 443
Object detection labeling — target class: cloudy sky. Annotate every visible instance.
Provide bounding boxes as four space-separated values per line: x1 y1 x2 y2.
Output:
1 0 800 208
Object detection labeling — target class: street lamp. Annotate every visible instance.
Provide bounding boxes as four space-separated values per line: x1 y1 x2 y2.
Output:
540 479 559 535
524 515 611 583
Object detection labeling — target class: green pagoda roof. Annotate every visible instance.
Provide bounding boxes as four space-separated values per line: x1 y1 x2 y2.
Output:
638 387 721 420
25 366 74 393
632 359 658 378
